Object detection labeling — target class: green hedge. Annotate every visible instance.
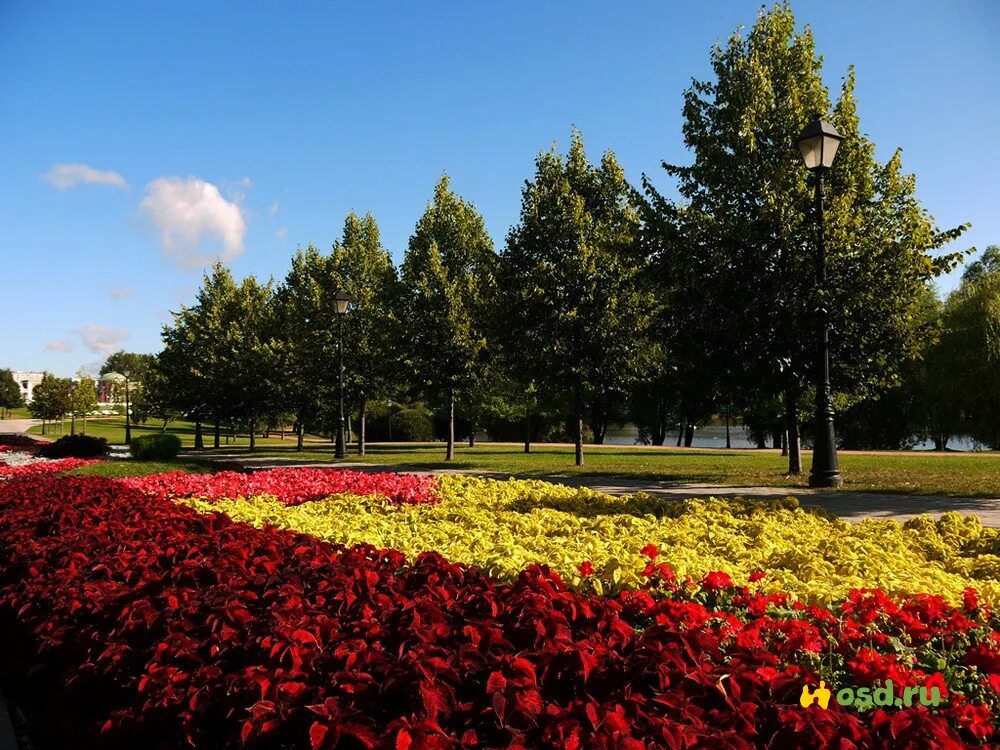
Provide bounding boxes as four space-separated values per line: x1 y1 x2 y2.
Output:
129 433 182 460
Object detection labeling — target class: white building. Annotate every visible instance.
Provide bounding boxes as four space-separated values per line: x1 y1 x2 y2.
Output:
12 371 44 403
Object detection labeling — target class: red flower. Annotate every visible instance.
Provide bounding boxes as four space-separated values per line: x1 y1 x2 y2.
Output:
701 571 733 591
578 561 595 577
748 571 767 583
640 543 659 560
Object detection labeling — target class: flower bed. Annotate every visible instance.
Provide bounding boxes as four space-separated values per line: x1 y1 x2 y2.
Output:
120 467 439 506
0 438 97 477
0 473 998 747
175 474 1000 606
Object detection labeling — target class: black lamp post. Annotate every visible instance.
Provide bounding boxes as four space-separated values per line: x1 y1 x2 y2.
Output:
796 117 845 488
333 290 351 459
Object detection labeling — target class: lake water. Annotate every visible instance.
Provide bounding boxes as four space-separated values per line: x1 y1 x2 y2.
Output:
603 424 985 452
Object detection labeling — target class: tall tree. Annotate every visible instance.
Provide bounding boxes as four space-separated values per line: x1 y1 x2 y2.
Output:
929 261 1000 448
0 370 22 417
69 374 98 434
28 374 73 434
273 246 334 451
400 176 495 461
163 264 242 449
225 274 279 452
331 212 401 455
100 351 156 444
643 2 966 474
501 131 655 465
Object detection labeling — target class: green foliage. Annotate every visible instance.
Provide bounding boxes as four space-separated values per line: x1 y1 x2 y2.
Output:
39 433 110 458
28 373 73 427
330 212 403 436
640 2 967 463
928 265 1000 448
69 375 98 425
130 433 183 460
0 369 23 417
501 131 657 449
401 175 496 455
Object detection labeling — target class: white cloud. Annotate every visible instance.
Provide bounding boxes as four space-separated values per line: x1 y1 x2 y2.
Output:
45 339 73 352
108 285 133 300
78 324 128 356
275 226 288 239
80 361 102 377
140 176 246 269
43 163 128 190
268 201 279 216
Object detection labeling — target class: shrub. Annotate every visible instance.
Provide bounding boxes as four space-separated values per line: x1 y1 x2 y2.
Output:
394 405 435 441
129 433 181 460
0 434 44 449
38 433 110 458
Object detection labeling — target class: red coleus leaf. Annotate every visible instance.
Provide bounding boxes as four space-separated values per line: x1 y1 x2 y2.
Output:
309 721 329 750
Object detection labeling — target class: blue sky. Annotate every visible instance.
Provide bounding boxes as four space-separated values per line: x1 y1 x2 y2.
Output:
2 1 998 376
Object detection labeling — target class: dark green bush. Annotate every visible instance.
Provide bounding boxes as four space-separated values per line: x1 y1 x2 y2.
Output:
39 434 111 459
130 433 182 460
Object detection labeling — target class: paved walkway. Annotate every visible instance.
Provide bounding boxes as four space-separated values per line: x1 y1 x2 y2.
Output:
0 419 39 435
181 452 1000 527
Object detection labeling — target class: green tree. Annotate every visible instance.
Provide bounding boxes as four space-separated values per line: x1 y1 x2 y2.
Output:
161 264 242 449
0 369 23 417
226 274 279 452
929 265 1000 448
28 373 73 434
69 374 98 434
501 131 656 465
331 212 402 455
100 351 156 443
400 175 496 461
642 3 966 474
273 246 332 450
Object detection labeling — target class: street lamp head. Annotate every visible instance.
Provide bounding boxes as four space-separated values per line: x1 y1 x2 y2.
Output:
796 118 844 172
333 290 351 315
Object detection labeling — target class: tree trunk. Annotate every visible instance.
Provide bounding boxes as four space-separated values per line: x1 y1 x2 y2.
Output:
756 432 767 449
358 400 366 455
772 427 783 450
82 414 87 435
784 389 801 475
214 418 221 449
524 405 531 453
653 398 668 446
468 422 475 448
41 420 46 436
592 416 607 445
781 430 788 457
297 411 305 452
676 418 685 447
194 420 204 450
684 422 694 447
249 420 256 452
574 380 584 466
70 414 76 435
725 409 731 449
446 388 455 461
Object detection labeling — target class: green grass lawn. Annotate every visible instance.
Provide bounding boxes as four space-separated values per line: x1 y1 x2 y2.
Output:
187 442 1000 498
27 417 321 448
65 459 215 478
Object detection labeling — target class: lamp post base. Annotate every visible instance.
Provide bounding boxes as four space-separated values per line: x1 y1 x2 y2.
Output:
808 470 842 488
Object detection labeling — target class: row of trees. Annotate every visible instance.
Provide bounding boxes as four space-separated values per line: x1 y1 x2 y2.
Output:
23 4 989 467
